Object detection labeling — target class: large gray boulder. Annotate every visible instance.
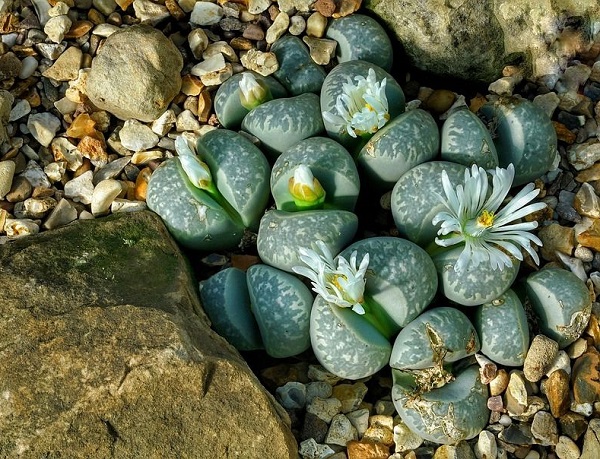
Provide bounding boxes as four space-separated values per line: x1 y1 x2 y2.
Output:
86 25 183 122
365 0 600 82
0 211 298 459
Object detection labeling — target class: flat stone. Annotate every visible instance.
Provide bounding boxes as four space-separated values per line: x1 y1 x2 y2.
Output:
575 182 600 218
0 211 298 457
538 223 575 261
42 46 82 81
27 112 62 147
242 23 265 41
555 435 580 459
119 119 159 151
190 1 223 25
546 369 571 418
86 25 183 122
531 411 559 446
298 438 335 459
331 382 368 413
4 218 39 238
325 413 358 446
302 36 337 65
580 418 600 459
43 14 72 43
523 334 559 382
64 170 94 205
42 197 78 230
498 423 534 446
110 199 147 213
559 412 588 442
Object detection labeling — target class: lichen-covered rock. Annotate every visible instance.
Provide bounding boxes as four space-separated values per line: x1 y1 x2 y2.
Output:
365 0 600 82
474 289 530 366
86 25 183 122
0 211 298 458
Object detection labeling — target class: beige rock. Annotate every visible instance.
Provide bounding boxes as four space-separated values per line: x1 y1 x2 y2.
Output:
302 36 337 65
133 0 170 24
0 160 16 199
188 27 209 59
581 418 600 459
306 11 327 37
0 212 298 458
266 11 290 44
42 197 78 230
44 14 72 43
555 435 580 459
91 179 123 216
574 182 600 218
240 49 279 76
247 0 272 14
523 334 559 382
4 218 39 238
538 223 575 261
42 46 83 82
27 112 62 147
545 369 571 417
288 15 306 35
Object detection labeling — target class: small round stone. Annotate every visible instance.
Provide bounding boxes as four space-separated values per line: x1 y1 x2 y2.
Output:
555 435 580 459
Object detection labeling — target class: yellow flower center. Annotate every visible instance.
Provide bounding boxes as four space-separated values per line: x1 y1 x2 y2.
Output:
477 210 495 228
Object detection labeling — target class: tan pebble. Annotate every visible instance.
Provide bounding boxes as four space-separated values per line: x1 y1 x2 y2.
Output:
524 335 560 382
247 0 271 15
20 197 57 219
90 111 110 132
572 349 600 405
266 11 289 44
73 158 93 178
306 11 327 37
424 89 457 115
87 8 105 25
164 0 186 21
585 313 600 347
346 440 389 459
151 109 176 136
312 0 335 17
332 382 368 413
504 371 529 416
229 37 254 51
78 135 108 167
131 150 163 165
4 218 39 238
183 96 199 116
0 209 6 234
110 199 147 213
302 36 337 66
181 74 204 96
567 337 588 359
204 41 238 63
489 368 509 396
333 0 362 18
393 419 423 453
576 163 600 182
134 167 152 201
64 20 94 38
288 15 306 35
200 64 233 86
0 160 16 199
362 424 394 446
66 113 97 139
91 179 124 216
51 137 83 171
538 223 575 261
555 435 580 459
198 90 212 123
546 369 571 417
240 49 278 76
574 182 600 219
5 176 32 203
43 197 77 230
242 23 265 41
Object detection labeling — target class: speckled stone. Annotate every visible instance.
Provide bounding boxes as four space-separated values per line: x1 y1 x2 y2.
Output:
580 418 600 459
332 382 368 413
572 349 600 405
558 412 588 442
0 160 16 199
545 369 571 418
555 435 580 459
523 335 560 382
306 397 342 423
531 411 559 446
325 413 358 446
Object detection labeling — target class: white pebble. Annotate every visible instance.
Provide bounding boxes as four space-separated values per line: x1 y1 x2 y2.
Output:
289 15 306 36
345 408 369 438
324 414 357 446
111 199 147 213
133 0 170 25
20 160 51 188
191 53 227 76
474 429 497 459
4 219 39 239
190 1 223 26
18 56 38 79
64 170 94 205
27 112 61 147
298 438 335 459
91 179 123 216
545 350 571 377
0 160 16 199
247 0 271 14
393 418 423 452
48 1 70 17
176 109 200 132
151 109 176 136
9 99 31 122
188 28 209 60
92 23 120 37
44 15 72 43
119 119 159 151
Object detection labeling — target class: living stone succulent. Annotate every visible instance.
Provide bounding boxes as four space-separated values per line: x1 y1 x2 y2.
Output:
145 15 589 449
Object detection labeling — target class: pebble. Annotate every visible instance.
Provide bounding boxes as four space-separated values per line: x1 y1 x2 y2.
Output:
190 1 223 26
574 182 600 218
44 15 72 43
504 371 530 416
42 197 78 230
538 223 575 261
0 160 16 199
36 43 67 60
188 28 209 60
110 199 146 213
533 92 560 118
133 0 170 24
266 11 290 44
302 36 337 65
331 382 368 413
191 52 227 75
204 41 238 63
306 397 342 423
346 440 390 459
298 438 335 459
131 151 163 165
119 119 160 151
488 75 522 96
306 11 327 37
490 369 510 396
4 218 39 238
151 109 177 136
305 381 332 403
301 411 328 443
393 418 423 453
558 412 588 442
433 441 476 459
240 49 279 76
580 418 600 458
18 56 38 80
77 135 108 167
27 112 61 147
64 170 94 205
474 430 497 459
545 369 571 418
9 99 31 122
5 176 33 203
523 335 560 382
93 0 117 15
571 350 600 405
43 162 66 183
276 381 307 410
16 197 57 219
90 179 123 216
325 413 358 446
345 408 369 438
568 141 600 171
373 399 395 416
20 160 51 189
531 411 559 446
307 365 341 385
545 350 572 376
289 15 306 36
42 46 83 82
176 109 201 132
555 435 580 459
247 0 271 15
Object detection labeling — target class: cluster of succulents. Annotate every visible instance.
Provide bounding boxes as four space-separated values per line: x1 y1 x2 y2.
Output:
145 14 593 445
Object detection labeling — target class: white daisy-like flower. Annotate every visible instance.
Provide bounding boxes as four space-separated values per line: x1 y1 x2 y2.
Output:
239 72 271 110
175 136 212 190
322 68 390 139
432 163 546 273
292 240 369 315
288 165 326 207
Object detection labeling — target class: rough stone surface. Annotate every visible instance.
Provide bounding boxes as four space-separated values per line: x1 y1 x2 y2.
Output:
86 25 183 122
0 211 298 458
523 334 560 382
364 0 600 82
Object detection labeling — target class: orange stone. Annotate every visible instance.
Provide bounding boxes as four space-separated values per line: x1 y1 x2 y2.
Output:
73 158 93 177
165 0 186 21
198 90 212 123
77 135 108 167
576 218 600 251
230 254 261 271
576 163 600 182
585 313 600 348
571 349 600 405
312 0 335 17
66 113 97 139
64 20 94 39
24 88 41 108
87 9 105 25
546 369 571 417
470 94 487 113
114 0 134 10
181 74 204 96
346 440 389 459
134 167 152 201
553 121 577 144
333 0 362 18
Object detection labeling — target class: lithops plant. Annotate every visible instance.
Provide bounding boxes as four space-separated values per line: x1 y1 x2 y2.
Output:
213 71 287 129
479 97 557 186
357 108 439 190
296 237 438 379
474 289 530 366
392 365 489 444
271 35 327 96
241 92 324 159
270 137 360 212
146 132 270 250
325 14 394 72
525 268 593 348
441 107 499 169
321 60 405 152
199 263 313 358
